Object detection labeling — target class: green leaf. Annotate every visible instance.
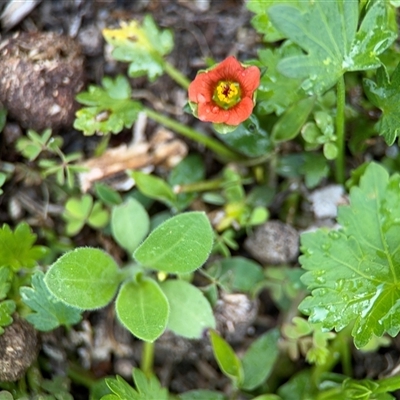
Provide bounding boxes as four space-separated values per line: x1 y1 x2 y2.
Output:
95 182 123 206
111 198 150 254
210 329 243 385
20 271 82 331
0 267 11 300
300 153 329 189
0 300 15 335
168 154 205 211
178 390 226 400
160 280 215 338
299 162 400 348
271 97 315 142
0 223 48 271
240 329 280 390
104 369 168 400
211 257 264 293
268 1 396 94
0 108 6 133
256 45 305 115
102 15 173 81
215 115 272 158
131 171 177 209
87 201 109 229
277 370 315 400
134 212 213 274
364 64 400 145
74 75 142 136
45 248 120 310
115 277 169 342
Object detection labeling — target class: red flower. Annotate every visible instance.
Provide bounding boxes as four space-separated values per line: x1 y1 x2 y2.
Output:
188 56 260 126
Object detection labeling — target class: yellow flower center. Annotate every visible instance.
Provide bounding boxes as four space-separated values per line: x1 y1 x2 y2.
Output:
213 81 241 109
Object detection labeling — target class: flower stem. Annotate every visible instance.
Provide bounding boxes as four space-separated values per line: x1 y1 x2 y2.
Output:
143 107 242 161
335 75 346 184
141 341 155 377
174 177 225 193
163 60 190 89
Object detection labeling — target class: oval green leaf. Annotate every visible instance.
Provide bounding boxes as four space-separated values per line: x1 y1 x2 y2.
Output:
44 248 120 310
240 329 280 390
160 280 215 338
116 277 169 342
111 198 150 254
271 96 315 143
134 212 213 274
210 329 243 384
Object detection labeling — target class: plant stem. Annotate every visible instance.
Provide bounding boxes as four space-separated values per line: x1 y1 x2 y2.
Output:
68 362 97 389
143 107 242 161
174 177 225 194
335 75 346 184
163 60 191 89
141 341 155 377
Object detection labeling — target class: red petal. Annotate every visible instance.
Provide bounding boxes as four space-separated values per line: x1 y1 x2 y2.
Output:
237 66 261 96
224 97 254 125
188 73 214 103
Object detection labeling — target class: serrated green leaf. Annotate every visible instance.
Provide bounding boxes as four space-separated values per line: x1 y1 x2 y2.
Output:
111 198 150 254
240 329 280 390
256 46 305 115
132 369 168 400
160 280 215 338
115 277 169 342
20 271 82 331
105 375 137 399
102 15 173 81
299 162 400 348
364 64 400 145
74 75 142 136
45 248 120 310
268 1 396 94
134 212 213 274
210 329 243 385
247 0 305 43
0 300 15 334
0 223 48 271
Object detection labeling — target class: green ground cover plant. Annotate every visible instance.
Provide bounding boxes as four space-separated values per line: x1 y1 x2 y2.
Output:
3 0 400 399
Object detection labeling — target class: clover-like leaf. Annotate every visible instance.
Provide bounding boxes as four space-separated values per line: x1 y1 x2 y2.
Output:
20 271 82 331
102 15 173 81
74 75 142 136
0 223 48 271
300 162 400 348
268 1 396 94
364 64 400 145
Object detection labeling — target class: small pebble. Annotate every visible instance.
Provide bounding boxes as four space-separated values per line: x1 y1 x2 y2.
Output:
0 317 39 381
244 220 299 265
